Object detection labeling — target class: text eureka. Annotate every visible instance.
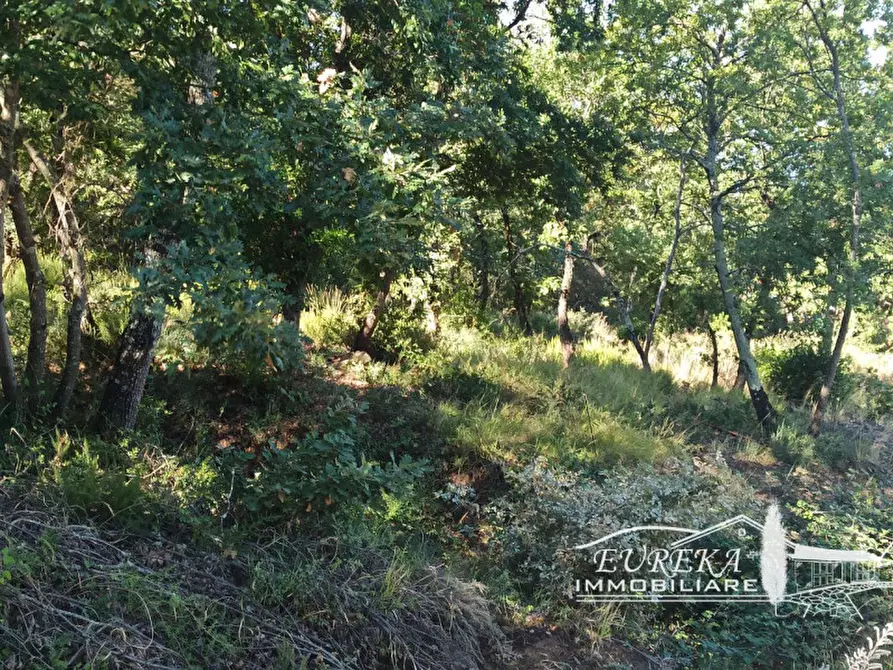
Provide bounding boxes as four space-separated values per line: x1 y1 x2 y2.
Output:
574 546 761 596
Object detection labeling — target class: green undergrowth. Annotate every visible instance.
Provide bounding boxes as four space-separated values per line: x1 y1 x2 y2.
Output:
1 320 892 668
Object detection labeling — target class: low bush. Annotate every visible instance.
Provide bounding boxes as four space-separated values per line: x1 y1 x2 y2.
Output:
770 421 815 464
761 343 853 405
849 374 893 422
485 457 758 611
219 398 429 523
0 487 509 670
370 292 436 363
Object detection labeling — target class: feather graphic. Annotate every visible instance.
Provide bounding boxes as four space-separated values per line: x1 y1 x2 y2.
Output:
761 503 788 609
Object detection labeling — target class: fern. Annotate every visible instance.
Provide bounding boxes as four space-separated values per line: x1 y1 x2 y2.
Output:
846 623 893 670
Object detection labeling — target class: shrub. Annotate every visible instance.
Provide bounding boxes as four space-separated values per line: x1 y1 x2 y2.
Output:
770 422 815 464
371 290 435 362
485 457 758 608
51 444 150 524
568 309 618 345
850 375 893 422
761 343 853 405
219 398 429 522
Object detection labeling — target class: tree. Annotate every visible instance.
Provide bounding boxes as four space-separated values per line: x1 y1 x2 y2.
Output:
800 0 871 435
600 0 812 428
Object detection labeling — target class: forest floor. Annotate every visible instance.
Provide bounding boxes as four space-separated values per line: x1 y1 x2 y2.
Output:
2 322 892 668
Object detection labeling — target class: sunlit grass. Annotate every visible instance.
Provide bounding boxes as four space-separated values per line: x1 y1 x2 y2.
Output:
424 326 685 468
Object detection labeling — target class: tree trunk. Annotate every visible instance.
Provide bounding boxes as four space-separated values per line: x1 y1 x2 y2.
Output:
733 360 747 391
353 269 394 357
705 320 719 389
644 156 688 365
557 242 575 367
501 206 531 335
584 250 649 370
807 4 862 437
0 86 18 411
820 295 837 357
1 77 46 413
8 175 48 411
710 194 775 430
25 139 88 420
98 49 216 431
705 75 775 432
99 310 163 431
474 213 490 307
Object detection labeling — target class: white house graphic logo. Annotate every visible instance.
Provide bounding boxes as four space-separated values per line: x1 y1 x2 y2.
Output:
571 504 893 618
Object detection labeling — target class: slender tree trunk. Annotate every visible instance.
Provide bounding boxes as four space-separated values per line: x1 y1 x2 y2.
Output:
424 276 441 336
584 244 649 370
501 206 531 335
807 5 862 437
710 199 774 429
557 242 575 367
25 139 88 420
820 294 837 357
8 175 47 411
0 84 18 411
705 75 776 432
733 359 747 391
1 78 45 413
99 310 163 430
474 213 490 307
353 269 394 357
705 320 719 389
644 156 688 365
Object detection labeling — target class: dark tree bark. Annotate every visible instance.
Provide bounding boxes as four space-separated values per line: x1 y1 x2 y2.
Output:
353 269 394 357
583 245 649 370
806 1 862 437
705 320 719 389
505 0 533 29
1 77 45 414
98 311 163 431
557 242 575 367
25 139 88 420
733 360 747 391
501 206 531 335
820 296 837 357
282 278 307 332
